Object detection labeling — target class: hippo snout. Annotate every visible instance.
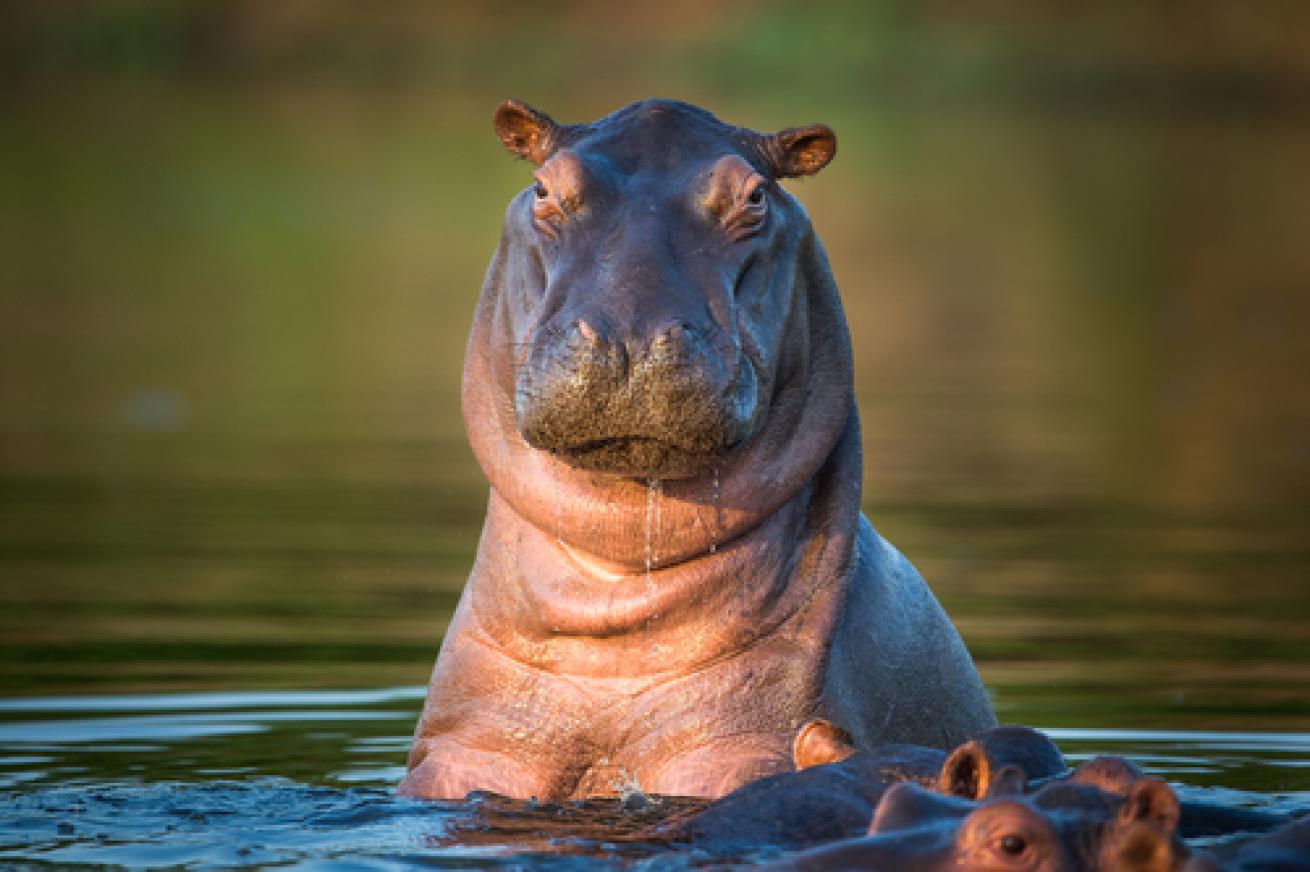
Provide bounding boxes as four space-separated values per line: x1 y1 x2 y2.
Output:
514 313 759 478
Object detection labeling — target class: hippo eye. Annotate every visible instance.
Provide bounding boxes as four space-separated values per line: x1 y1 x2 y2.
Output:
722 175 768 241
533 180 548 199
999 834 1028 857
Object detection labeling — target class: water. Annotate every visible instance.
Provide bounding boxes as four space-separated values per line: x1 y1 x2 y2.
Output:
1 689 1306 869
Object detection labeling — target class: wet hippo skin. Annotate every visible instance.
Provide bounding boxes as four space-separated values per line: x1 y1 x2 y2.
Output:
1185 815 1310 871
398 99 995 801
769 778 1189 872
658 723 1068 852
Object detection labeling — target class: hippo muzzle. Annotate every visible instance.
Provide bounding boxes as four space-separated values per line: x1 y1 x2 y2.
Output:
514 307 761 479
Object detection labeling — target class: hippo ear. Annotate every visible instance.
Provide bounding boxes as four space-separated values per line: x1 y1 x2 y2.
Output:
939 740 991 800
1109 822 1184 872
765 124 837 178
493 99 561 165
1120 778 1181 834
792 718 857 769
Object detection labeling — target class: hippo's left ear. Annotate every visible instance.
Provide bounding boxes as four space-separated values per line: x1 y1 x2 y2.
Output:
493 99 562 165
764 124 837 178
938 739 991 800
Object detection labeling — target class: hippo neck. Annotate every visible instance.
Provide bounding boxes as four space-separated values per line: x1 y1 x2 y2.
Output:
462 229 856 571
466 408 863 677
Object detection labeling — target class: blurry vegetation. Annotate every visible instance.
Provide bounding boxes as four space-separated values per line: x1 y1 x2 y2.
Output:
0 2 1308 728
3 1 1310 114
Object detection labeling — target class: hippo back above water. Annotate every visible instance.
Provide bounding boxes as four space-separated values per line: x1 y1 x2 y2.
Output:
399 99 995 801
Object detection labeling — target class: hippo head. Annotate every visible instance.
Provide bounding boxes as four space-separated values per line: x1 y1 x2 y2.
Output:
849 779 1185 872
489 98 837 479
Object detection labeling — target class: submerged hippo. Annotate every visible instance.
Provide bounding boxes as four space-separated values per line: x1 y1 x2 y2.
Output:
771 777 1189 871
1185 815 1310 871
399 98 994 801
659 723 1067 852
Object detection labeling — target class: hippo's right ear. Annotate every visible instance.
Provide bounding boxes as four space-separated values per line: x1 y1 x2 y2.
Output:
764 124 837 178
793 718 857 769
493 99 561 165
1120 778 1181 834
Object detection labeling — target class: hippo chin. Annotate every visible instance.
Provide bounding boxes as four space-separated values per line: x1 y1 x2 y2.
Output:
398 98 996 801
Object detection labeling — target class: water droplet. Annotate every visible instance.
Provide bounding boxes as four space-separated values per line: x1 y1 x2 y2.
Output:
645 479 654 585
652 479 661 569
644 479 664 627
554 493 562 547
709 467 720 554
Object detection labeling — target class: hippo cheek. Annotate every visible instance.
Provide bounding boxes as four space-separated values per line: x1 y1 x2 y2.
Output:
513 318 763 479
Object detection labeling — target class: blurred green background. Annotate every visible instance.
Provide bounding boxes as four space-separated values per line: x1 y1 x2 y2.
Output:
2 1 1309 730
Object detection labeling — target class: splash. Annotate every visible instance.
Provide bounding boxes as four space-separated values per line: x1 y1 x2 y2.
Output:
611 767 657 812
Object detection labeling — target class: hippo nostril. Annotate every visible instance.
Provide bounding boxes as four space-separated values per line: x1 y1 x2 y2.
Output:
649 321 696 355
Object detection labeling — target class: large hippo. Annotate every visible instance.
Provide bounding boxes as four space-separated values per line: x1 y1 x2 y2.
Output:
399 98 995 800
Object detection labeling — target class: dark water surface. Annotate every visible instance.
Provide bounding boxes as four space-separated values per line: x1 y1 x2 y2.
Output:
2 689 1307 869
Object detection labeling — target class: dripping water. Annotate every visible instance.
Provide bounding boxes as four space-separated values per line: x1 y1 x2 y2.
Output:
653 479 661 569
554 491 562 547
644 479 664 633
644 478 662 588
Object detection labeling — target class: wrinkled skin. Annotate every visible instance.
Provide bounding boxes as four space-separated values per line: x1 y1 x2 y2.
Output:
658 723 1067 852
768 778 1189 872
399 98 994 801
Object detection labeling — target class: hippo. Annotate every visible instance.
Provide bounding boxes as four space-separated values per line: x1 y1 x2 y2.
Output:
767 777 1189 871
657 723 1067 853
1185 815 1310 871
656 720 1294 855
1060 756 1294 841
399 98 995 801
794 719 1068 798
